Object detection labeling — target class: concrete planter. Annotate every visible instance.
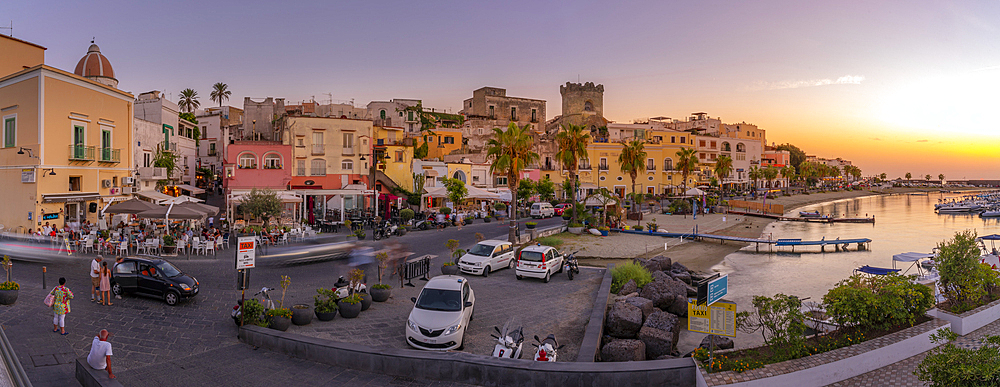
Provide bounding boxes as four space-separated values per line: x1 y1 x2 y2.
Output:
358 292 373 311
0 289 18 305
337 300 361 318
441 265 460 275
291 304 312 326
315 309 337 321
370 287 391 302
928 298 1000 335
269 316 291 331
568 226 584 234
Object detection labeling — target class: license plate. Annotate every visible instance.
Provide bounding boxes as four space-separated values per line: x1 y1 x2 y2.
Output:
426 338 436 344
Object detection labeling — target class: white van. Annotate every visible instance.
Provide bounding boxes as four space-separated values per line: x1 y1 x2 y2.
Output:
530 202 554 218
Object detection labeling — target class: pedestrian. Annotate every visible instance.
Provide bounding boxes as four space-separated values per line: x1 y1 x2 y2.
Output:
99 262 112 306
90 255 103 303
51 277 73 335
86 329 115 379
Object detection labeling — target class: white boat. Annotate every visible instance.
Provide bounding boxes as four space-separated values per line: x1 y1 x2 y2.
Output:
800 301 839 334
980 210 1000 217
799 210 822 218
937 204 981 213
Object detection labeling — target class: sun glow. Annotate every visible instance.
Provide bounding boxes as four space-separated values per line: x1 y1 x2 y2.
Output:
877 69 1000 137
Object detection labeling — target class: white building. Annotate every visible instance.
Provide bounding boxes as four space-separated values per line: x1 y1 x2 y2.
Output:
132 91 198 192
719 135 763 189
367 99 422 136
195 106 242 175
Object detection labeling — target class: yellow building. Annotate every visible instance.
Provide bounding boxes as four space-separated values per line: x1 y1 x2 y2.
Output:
558 137 696 199
0 36 133 232
373 125 413 191
416 128 462 160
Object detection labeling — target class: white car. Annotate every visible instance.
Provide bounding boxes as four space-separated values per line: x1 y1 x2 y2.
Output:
458 240 516 277
405 275 475 351
515 245 564 283
530 202 555 218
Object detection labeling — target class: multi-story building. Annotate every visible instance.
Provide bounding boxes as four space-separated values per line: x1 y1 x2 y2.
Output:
132 91 198 192
719 136 763 190
195 106 243 176
286 101 368 120
0 37 133 232
459 87 546 152
722 122 766 149
367 99 421 135
373 125 413 193
223 140 300 223
416 128 462 160
241 97 285 141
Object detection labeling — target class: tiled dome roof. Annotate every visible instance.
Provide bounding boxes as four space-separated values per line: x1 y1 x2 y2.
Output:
74 44 116 80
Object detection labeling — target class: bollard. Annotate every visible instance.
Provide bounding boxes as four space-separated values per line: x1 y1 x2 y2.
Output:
42 266 46 289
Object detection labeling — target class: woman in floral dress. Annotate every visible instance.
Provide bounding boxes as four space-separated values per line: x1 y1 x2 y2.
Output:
51 277 73 335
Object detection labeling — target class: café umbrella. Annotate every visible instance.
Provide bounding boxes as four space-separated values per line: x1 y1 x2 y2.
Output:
135 203 206 221
176 201 219 217
103 198 160 214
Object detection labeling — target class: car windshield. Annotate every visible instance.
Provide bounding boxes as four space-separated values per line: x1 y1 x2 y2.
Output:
468 243 495 257
415 288 462 312
154 261 183 278
520 251 544 262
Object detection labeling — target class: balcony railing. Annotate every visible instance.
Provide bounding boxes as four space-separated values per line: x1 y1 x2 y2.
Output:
579 164 592 170
207 150 217 156
68 145 95 161
312 144 325 155
160 142 178 152
598 165 609 171
663 166 674 172
137 167 167 179
297 168 306 176
646 166 656 172
342 147 354 156
99 147 121 163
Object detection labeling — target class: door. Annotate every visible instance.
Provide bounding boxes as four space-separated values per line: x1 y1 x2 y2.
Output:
73 125 85 159
548 249 562 271
112 261 138 292
137 263 165 297
101 129 111 161
65 203 80 223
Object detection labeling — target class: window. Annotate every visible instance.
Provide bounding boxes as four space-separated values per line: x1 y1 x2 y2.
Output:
379 110 386 119
312 131 324 155
342 133 354 148
297 160 305 176
584 101 593 111
511 107 517 121
599 157 608 170
310 159 326 175
114 261 135 274
680 136 686 144
710 153 717 160
3 115 14 148
699 153 705 159
209 142 217 155
531 109 537 122
722 142 731 151
496 176 507 186
664 158 673 171
69 176 82 191
444 136 455 144
238 153 257 169
201 126 207 138
699 140 706 147
395 150 404 162
341 159 353 171
647 186 655 194
408 111 414 121
711 141 716 148
646 158 655 171
671 136 676 143
296 138 304 147
101 129 112 161
488 106 495 119
263 153 282 169
736 143 746 152
143 152 151 167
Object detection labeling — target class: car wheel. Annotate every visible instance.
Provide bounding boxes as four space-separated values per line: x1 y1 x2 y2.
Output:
483 266 490 277
164 290 180 306
111 283 122 296
544 271 551 283
516 274 523 280
568 269 574 280
508 259 515 270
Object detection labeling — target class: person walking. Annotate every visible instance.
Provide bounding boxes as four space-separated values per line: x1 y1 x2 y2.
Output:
99 262 112 306
51 277 73 335
90 255 103 303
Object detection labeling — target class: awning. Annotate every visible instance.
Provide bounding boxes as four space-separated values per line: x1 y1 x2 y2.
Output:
136 190 175 204
892 252 935 262
42 192 101 203
424 170 439 177
578 183 597 189
164 195 205 204
230 190 302 203
174 184 205 195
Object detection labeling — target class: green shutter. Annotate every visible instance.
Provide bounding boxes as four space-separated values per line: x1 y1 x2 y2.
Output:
3 118 14 148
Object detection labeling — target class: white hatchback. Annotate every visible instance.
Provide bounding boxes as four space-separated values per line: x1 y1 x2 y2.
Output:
458 240 516 277
405 276 475 351
515 245 564 283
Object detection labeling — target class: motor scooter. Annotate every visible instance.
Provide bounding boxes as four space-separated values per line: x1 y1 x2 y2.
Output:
563 250 580 280
332 276 366 299
490 319 524 359
532 334 564 362
232 287 276 326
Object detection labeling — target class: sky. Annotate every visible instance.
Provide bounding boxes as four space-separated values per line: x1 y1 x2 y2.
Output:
5 0 1000 179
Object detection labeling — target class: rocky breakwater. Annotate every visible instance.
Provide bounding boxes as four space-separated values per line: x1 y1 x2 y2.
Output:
601 256 704 362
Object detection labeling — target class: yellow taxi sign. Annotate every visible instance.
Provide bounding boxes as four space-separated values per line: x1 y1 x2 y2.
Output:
687 299 736 337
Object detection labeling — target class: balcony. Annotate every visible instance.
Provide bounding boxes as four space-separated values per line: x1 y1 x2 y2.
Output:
137 167 168 180
207 150 217 157
341 147 355 156
598 165 609 171
160 142 177 152
646 166 656 172
68 145 95 161
312 144 325 155
663 166 674 172
98 147 121 163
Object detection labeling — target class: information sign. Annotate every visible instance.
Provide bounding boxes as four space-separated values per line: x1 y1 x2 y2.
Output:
697 273 728 306
236 236 256 269
688 299 737 337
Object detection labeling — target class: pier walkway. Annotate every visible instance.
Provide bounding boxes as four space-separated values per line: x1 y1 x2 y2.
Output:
725 209 875 224
613 229 872 252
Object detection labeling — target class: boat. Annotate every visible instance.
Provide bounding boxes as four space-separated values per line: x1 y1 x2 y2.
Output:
799 210 823 218
977 235 1000 270
936 204 982 213
980 209 1000 218
800 300 839 334
854 252 943 302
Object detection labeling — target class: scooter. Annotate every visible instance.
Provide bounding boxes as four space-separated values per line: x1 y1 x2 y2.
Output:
332 276 366 299
232 287 276 326
563 250 580 280
532 334 564 362
373 222 389 241
490 319 525 359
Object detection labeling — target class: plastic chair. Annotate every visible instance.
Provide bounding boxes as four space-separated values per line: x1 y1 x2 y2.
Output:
191 237 202 255
205 240 215 256
117 241 128 256
83 238 95 254
176 239 186 256
215 236 224 250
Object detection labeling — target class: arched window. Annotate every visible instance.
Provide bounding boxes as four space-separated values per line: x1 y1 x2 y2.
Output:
341 159 353 171
263 153 282 169
379 110 386 119
722 142 731 152
663 158 673 171
238 153 257 169
584 101 593 111
452 170 467 183
736 143 746 152
310 159 325 176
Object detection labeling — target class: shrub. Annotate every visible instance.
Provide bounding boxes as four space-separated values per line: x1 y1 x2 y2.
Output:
822 273 934 331
526 221 538 227
442 261 455 266
162 234 176 246
916 329 1000 386
339 294 362 305
400 209 415 223
937 230 1000 313
0 281 18 291
439 207 452 215
568 222 584 227
371 284 392 290
494 203 507 211
646 222 658 231
353 229 366 239
736 294 806 351
242 298 267 327
314 288 339 313
668 199 692 214
535 236 563 247
633 225 644 231
598 226 610 231
611 262 653 293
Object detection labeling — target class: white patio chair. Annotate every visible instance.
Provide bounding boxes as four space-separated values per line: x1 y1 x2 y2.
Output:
176 239 186 256
215 236 224 250
83 238 95 254
205 240 215 256
117 241 128 256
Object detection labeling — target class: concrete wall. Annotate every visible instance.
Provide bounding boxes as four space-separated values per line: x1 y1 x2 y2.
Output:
578 264 613 362
0 35 45 77
929 299 1000 335
239 325 697 387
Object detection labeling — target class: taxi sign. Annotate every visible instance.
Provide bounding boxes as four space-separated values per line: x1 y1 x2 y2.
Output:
688 299 736 337
236 236 256 269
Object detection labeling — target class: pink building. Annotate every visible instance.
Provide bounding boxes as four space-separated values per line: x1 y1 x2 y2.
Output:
223 141 302 222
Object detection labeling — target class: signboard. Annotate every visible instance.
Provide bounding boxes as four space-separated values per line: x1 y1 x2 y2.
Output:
696 274 728 306
236 236 256 269
688 299 737 337
21 169 35 183
42 213 59 220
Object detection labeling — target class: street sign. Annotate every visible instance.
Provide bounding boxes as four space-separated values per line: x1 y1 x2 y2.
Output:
697 273 728 306
236 236 256 269
688 299 737 337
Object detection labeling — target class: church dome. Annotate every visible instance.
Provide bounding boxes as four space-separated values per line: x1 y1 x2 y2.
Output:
74 43 118 88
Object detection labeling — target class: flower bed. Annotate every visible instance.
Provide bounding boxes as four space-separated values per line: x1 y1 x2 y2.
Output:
929 297 1000 335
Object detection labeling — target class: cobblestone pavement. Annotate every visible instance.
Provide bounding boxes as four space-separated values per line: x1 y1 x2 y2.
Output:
828 316 1000 387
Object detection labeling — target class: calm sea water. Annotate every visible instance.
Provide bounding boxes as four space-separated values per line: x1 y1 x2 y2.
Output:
712 191 1000 347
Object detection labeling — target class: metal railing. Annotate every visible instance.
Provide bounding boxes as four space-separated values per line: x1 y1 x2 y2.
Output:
99 147 120 163
399 255 432 287
598 165 609 171
312 144 325 155
161 142 177 152
342 147 354 156
68 144 95 161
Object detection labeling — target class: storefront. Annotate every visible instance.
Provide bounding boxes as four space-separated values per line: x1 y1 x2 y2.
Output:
39 192 102 229
294 185 366 224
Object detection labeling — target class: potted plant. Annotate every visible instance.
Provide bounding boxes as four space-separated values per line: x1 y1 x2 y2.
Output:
353 228 366 240
291 304 312 326
646 221 658 233
337 294 363 318
348 269 372 311
568 222 585 235
445 239 460 262
526 221 538 229
0 256 17 305
371 253 392 302
266 308 292 331
241 298 268 327
442 261 460 275
162 234 177 255
598 226 610 237
633 225 644 231
313 288 338 321
484 215 492 223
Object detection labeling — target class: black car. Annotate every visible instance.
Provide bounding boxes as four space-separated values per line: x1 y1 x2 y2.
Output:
111 257 199 306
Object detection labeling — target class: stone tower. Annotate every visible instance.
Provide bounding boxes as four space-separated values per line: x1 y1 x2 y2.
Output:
559 82 606 130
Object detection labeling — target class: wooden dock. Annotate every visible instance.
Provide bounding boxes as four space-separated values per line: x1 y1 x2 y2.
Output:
725 210 875 224
613 229 872 252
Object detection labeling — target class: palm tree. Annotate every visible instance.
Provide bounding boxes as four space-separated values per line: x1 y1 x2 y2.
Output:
210 82 231 107
925 174 931 181
555 124 590 225
781 165 797 195
905 172 912 181
178 88 200 113
714 155 733 193
618 139 647 223
763 166 780 192
675 148 699 195
938 173 945 181
879 172 887 182
486 123 539 242
748 166 762 196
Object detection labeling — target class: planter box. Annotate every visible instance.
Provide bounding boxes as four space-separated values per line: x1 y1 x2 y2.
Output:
696 318 950 387
928 298 1000 335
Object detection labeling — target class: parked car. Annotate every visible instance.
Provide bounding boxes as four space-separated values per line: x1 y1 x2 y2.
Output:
406 276 475 351
458 240 516 277
111 256 199 306
554 203 571 216
530 202 555 218
515 244 565 283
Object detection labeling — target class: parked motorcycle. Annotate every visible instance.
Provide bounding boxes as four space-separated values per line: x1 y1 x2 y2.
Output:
232 287 276 326
332 276 366 299
563 250 580 280
532 334 564 362
490 319 524 359
373 222 389 241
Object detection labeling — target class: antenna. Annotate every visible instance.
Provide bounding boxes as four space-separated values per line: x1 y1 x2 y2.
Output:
324 93 333 104
1 21 11 37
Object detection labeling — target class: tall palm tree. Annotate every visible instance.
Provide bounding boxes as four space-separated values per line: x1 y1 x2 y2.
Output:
178 88 200 113
905 172 912 181
210 82 231 107
714 155 733 193
879 172 887 181
938 173 945 181
781 165 797 195
925 174 931 181
675 148 699 195
618 138 646 223
763 166 779 192
486 123 539 242
555 124 590 225
748 165 762 195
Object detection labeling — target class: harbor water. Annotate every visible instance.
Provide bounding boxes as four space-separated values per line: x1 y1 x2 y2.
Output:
712 192 1000 348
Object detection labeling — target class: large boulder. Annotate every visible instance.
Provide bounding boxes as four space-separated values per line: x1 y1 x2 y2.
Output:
617 279 637 295
635 258 661 273
670 270 692 285
651 255 672 270
606 301 643 338
686 283 698 297
651 270 671 284
624 296 655 319
699 335 735 351
601 339 646 362
671 262 689 273
667 295 689 317
642 278 688 311
644 310 681 348
638 326 673 359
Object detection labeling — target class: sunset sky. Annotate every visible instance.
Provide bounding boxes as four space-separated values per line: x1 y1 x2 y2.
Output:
5 1 1000 179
